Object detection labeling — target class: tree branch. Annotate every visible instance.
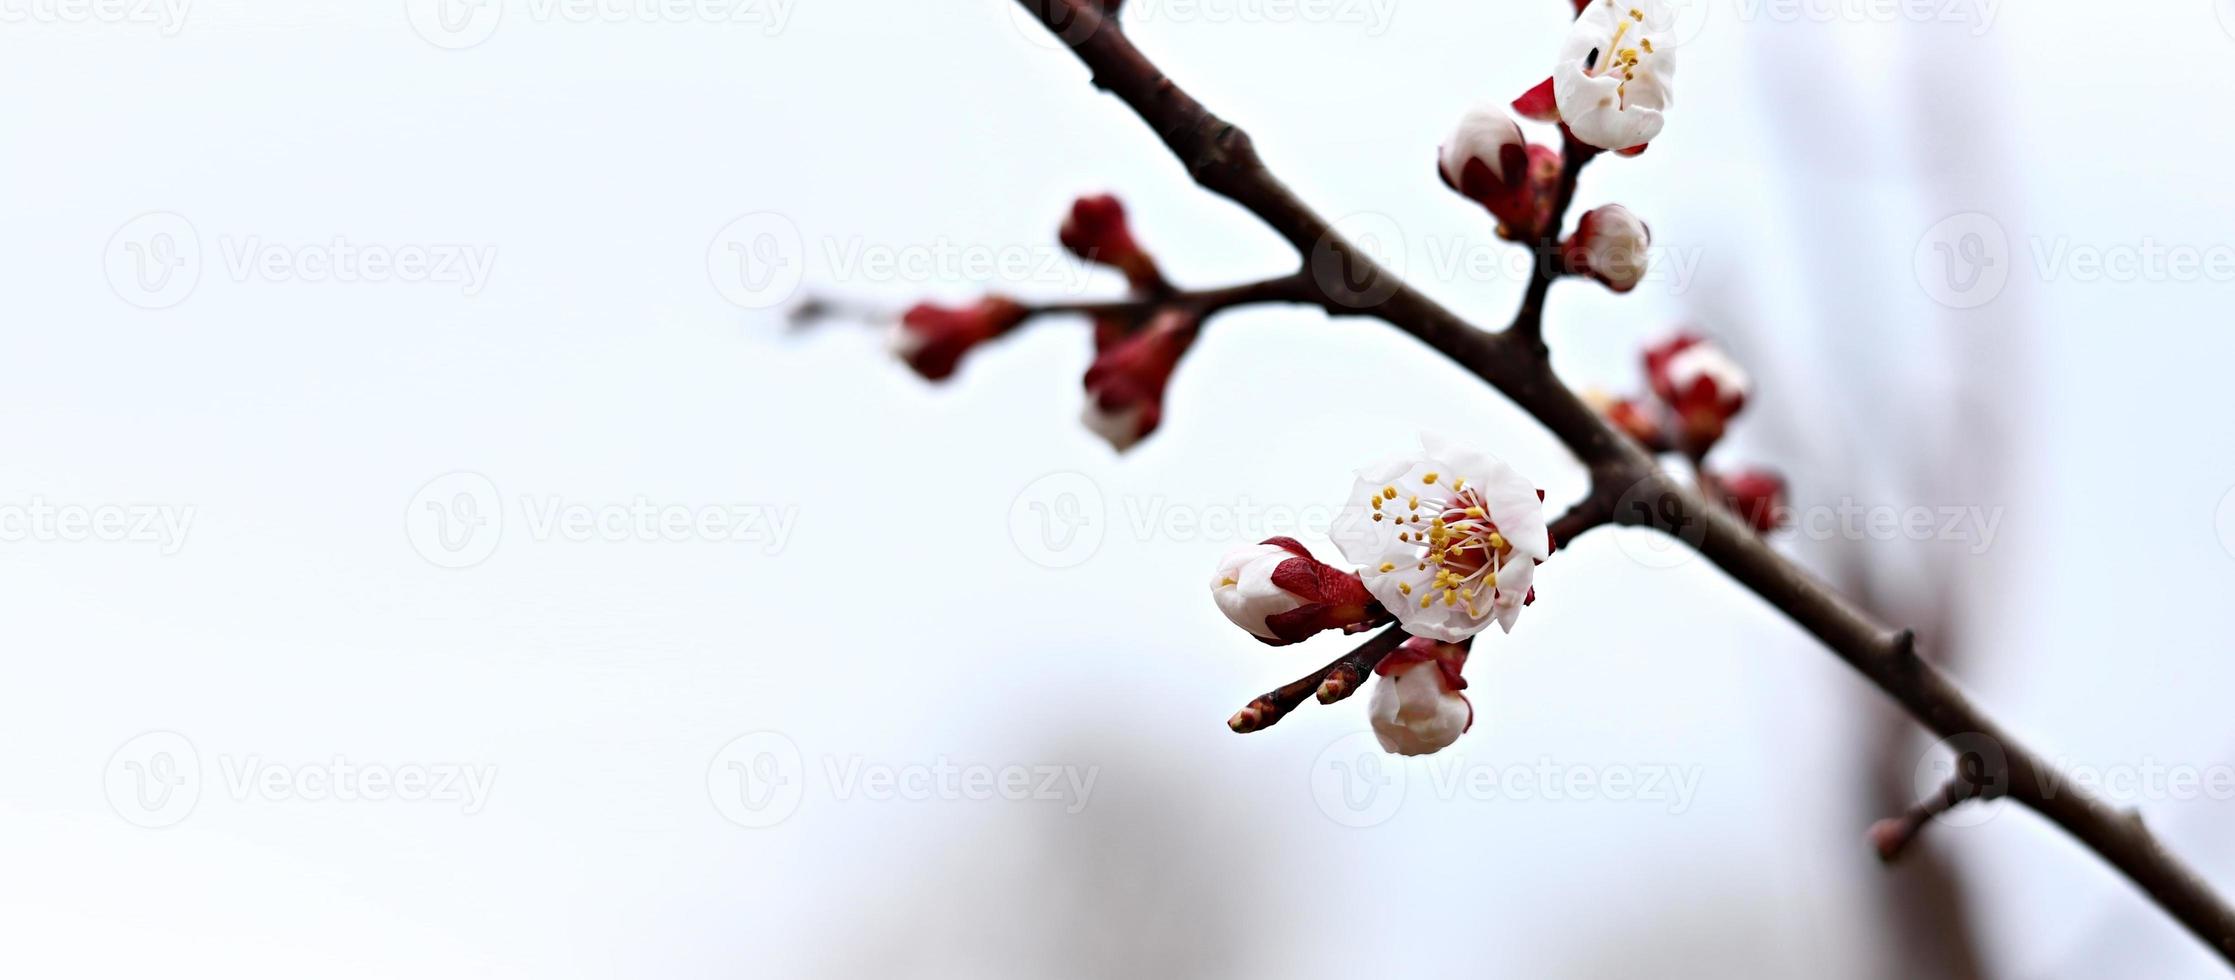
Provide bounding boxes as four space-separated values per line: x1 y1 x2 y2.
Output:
1015 0 2235 964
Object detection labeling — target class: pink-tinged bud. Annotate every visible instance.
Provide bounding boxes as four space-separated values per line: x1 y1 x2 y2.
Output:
1210 537 1384 646
891 297 1030 381
1644 333 1750 453
1082 308 1196 452
1060 194 1167 294
1368 637 1474 756
1584 389 1671 451
1438 106 1560 242
1706 468 1788 533
1512 76 1559 123
1866 818 1910 863
1563 204 1652 293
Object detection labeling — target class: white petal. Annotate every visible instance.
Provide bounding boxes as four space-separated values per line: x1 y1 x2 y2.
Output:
1081 401 1149 452
1438 106 1525 188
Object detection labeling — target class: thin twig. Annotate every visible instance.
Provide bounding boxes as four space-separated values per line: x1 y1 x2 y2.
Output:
1014 0 2235 963
1228 624 1407 734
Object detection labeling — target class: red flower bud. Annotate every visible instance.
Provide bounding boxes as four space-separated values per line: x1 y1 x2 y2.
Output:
1644 333 1751 454
1369 636 1474 754
1060 194 1167 294
1585 389 1672 452
1438 107 1562 242
891 297 1030 382
1082 308 1197 451
1210 537 1386 646
1562 204 1652 293
1706 468 1788 533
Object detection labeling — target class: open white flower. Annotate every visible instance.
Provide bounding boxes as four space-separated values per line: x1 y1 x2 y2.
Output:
1332 436 1551 641
1369 639 1474 756
1554 0 1676 151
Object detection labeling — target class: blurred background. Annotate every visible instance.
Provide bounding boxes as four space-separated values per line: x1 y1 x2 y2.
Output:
5 0 2235 976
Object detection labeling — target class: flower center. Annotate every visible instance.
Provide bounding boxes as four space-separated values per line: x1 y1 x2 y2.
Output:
1584 8 1656 108
1371 472 1513 618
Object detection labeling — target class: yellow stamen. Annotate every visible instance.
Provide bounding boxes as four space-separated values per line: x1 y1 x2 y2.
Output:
1422 472 1440 485
1379 562 1396 573
1221 577 1237 587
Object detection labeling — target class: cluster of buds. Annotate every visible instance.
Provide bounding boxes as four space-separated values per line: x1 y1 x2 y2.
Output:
1212 438 1551 756
1592 333 1788 533
890 193 1200 453
1437 1 1673 285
